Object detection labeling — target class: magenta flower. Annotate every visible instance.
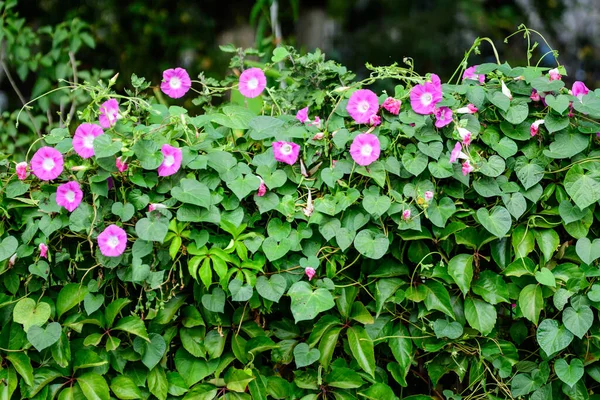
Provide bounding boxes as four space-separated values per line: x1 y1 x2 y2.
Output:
257 177 267 197
410 80 442 115
346 89 379 124
548 68 561 81
157 144 182 177
116 157 128 172
39 243 48 259
160 68 191 99
424 191 434 202
56 181 83 212
98 224 127 257
402 210 411 220
530 90 541 102
73 123 104 159
296 107 310 123
450 142 468 163
99 99 119 128
16 162 28 180
462 160 474 176
456 104 478 114
272 141 300 165
462 66 485 84
349 133 380 166
311 116 322 128
457 128 472 146
369 115 381 127
30 147 64 181
149 203 167 212
530 120 545 137
382 97 401 115
572 81 590 100
305 267 316 281
435 107 453 128
238 68 266 98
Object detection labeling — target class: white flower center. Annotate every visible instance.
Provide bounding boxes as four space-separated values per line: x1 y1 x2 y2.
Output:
83 134 95 149
421 93 433 106
107 236 119 249
42 158 55 171
357 101 370 113
170 77 181 89
247 78 259 90
281 144 292 155
360 144 373 157
65 191 75 202
164 155 175 167
109 110 118 122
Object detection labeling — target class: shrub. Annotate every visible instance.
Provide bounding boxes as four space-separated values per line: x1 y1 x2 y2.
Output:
1 36 600 399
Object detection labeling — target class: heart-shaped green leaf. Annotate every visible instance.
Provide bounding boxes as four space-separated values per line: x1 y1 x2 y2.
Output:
432 319 463 339
171 178 211 208
136 213 168 242
201 287 226 313
545 94 570 115
112 202 135 222
476 206 512 238
535 268 556 287
448 254 473 295
354 230 389 260
321 167 344 188
427 197 456 228
417 142 443 160
84 293 104 315
29 261 49 280
537 319 573 356
288 281 335 323
588 285 600 302
262 169 287 189
554 358 584 388
293 343 320 368
255 275 286 303
362 194 391 218
243 236 263 254
262 237 291 261
226 174 260 200
401 150 428 176
27 322 61 351
562 306 593 339
336 228 355 251
576 237 600 265
228 279 253 302
93 134 122 158
133 333 166 370
13 298 51 332
558 201 588 224
0 236 18 262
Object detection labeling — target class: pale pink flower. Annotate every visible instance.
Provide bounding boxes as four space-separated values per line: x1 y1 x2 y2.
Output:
99 99 119 128
424 191 434 201
303 189 314 217
257 177 267 197
30 147 64 181
462 66 485 84
410 78 442 115
311 116 322 128
305 267 316 281
456 104 478 114
457 128 472 146
346 89 379 124
435 107 453 128
450 142 468 163
369 115 381 127
462 160 474 176
8 253 16 267
312 132 324 140
39 243 48 259
530 90 541 102
157 144 182 177
55 181 83 212
73 123 104 159
296 107 310 123
501 81 512 100
349 133 380 166
272 141 300 165
548 68 561 81
70 166 87 172
402 210 411 220
239 68 266 98
382 97 401 115
116 157 128 172
572 81 590 100
160 68 191 99
98 224 127 257
149 203 167 212
530 119 545 137
16 162 28 180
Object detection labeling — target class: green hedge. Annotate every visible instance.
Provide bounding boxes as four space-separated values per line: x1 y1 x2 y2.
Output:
1 39 600 400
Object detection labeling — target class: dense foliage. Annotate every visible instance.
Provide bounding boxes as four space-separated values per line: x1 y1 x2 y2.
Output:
2 37 600 400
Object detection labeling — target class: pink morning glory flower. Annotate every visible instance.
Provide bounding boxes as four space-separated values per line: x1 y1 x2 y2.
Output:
98 224 127 257
257 177 267 197
157 144 182 177
501 81 512 100
424 191 434 202
311 116 322 128
312 132 324 140
160 68 192 99
56 181 83 212
402 210 411 220
410 78 442 115
239 68 266 98
39 243 48 259
457 128 472 146
272 141 300 165
99 99 119 128
116 156 128 172
462 160 474 176
382 97 401 115
16 162 28 180
462 66 485 84
73 123 104 159
530 120 545 136
456 104 478 114
296 107 310 123
530 90 541 102
8 253 16 267
346 89 379 124
548 68 561 81
435 107 453 128
450 142 469 163
30 146 64 181
572 81 590 100
349 133 380 166
305 267 316 281
149 203 167 212
369 115 381 127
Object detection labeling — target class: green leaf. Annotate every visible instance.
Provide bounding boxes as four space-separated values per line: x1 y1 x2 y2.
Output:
472 271 510 304
0 236 18 262
488 91 510 112
78 372 110 400
288 281 335 323
558 201 588 224
148 366 168 400
515 157 545 190
476 206 512 238
427 197 456 228
535 268 556 287
544 112 570 133
171 179 211 208
564 164 600 210
105 298 131 327
448 254 473 296
110 376 142 399
432 319 463 339
347 326 376 378
271 47 289 62
519 284 543 325
133 333 166 369
401 150 428 176
318 326 342 369
562 306 593 339
201 287 226 313
534 229 560 263
13 298 51 331
554 358 584 388
354 230 389 260
536 319 573 355
545 94 571 115
464 298 496 336
255 275 286 303
228 279 253 302
422 280 456 319
56 283 89 319
261 237 291 262
175 349 219 387
224 367 255 392
362 194 391 218
293 343 320 368
5 181 29 198
6 353 34 386
544 132 588 159
113 315 150 341
111 202 135 222
133 139 162 170
502 192 527 220
388 323 412 386
84 293 104 315
500 100 529 125
136 213 169 242
182 384 218 400
93 134 122 158
576 237 600 265
325 367 365 389
227 174 261 200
